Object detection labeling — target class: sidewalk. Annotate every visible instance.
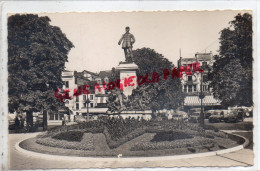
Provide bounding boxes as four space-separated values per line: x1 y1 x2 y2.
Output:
9 133 254 170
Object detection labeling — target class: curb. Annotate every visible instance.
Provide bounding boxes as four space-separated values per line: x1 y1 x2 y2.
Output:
15 132 249 161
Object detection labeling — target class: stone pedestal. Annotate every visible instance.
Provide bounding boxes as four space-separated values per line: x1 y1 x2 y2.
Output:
116 62 138 97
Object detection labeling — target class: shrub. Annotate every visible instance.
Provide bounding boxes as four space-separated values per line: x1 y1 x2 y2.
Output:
151 131 193 142
52 131 84 142
104 127 145 149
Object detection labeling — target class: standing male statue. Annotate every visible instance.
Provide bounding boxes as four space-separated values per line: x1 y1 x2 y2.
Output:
118 26 135 62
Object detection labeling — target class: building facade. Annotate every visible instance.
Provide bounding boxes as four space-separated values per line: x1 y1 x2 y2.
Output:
49 70 110 121
178 52 221 112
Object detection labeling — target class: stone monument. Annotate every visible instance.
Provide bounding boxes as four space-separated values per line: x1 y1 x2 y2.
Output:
117 26 138 96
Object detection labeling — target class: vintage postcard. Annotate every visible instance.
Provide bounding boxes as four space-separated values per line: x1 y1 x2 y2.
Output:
0 1 259 170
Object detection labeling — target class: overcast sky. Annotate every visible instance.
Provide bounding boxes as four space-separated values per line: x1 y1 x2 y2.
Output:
39 11 250 73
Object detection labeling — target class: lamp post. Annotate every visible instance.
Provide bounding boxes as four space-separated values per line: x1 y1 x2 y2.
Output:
84 96 91 122
199 72 205 127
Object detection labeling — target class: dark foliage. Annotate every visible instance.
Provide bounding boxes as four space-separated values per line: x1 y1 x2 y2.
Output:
151 131 193 142
107 48 184 113
209 13 252 107
52 131 84 142
8 14 74 131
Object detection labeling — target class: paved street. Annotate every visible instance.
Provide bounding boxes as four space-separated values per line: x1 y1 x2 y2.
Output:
9 131 254 170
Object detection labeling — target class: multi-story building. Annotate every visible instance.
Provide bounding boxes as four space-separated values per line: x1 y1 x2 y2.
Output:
178 52 221 112
48 70 111 121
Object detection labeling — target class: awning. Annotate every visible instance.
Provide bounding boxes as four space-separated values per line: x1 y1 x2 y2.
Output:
184 95 221 106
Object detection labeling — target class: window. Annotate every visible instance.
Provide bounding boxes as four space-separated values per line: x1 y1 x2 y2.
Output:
90 95 94 100
184 85 187 92
202 62 207 68
65 81 69 88
76 96 79 102
83 102 86 108
90 103 94 107
188 85 192 92
188 76 192 81
76 103 79 110
202 85 207 91
104 77 109 83
83 95 86 101
193 85 197 92
49 113 54 120
208 85 211 91
203 75 207 82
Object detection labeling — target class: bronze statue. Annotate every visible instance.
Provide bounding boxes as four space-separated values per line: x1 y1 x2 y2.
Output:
118 26 135 62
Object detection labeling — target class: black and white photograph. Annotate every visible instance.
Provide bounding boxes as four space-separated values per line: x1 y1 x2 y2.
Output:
0 1 258 170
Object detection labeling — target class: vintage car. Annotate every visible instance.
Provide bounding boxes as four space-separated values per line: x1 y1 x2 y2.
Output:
229 106 253 117
204 110 216 119
189 111 200 123
8 115 16 130
208 110 224 123
172 111 188 121
74 115 87 123
224 110 244 123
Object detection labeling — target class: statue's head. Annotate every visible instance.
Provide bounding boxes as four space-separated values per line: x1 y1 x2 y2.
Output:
125 26 130 33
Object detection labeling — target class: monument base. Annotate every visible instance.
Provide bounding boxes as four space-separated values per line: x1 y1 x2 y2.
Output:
116 62 138 97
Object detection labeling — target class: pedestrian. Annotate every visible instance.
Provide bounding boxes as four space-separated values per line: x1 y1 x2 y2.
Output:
62 117 65 126
14 116 20 132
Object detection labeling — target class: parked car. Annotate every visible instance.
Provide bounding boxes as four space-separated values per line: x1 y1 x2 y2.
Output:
189 108 201 114
229 106 253 117
224 110 244 123
189 111 200 123
8 115 16 130
74 115 87 123
172 111 188 121
204 110 216 119
209 110 224 123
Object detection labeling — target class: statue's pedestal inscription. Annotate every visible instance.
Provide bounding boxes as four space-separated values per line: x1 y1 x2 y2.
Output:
116 62 138 97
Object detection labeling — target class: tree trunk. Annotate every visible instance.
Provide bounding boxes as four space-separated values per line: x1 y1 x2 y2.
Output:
43 110 48 131
26 110 33 132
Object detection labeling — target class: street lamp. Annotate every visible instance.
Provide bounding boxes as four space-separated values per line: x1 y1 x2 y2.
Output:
84 96 91 122
199 72 205 127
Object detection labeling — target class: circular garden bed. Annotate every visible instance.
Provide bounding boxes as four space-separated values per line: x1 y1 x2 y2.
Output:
19 118 242 157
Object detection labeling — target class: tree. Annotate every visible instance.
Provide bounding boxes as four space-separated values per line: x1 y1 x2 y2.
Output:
209 13 252 107
8 14 74 131
125 48 184 115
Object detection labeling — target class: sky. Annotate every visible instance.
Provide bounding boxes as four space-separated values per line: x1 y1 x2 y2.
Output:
39 10 250 73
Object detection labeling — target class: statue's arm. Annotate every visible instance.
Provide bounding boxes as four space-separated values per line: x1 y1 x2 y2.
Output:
118 34 124 45
131 34 136 44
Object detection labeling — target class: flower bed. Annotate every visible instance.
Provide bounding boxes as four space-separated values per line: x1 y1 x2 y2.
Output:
104 127 146 149
35 117 236 153
36 133 94 150
130 133 215 151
